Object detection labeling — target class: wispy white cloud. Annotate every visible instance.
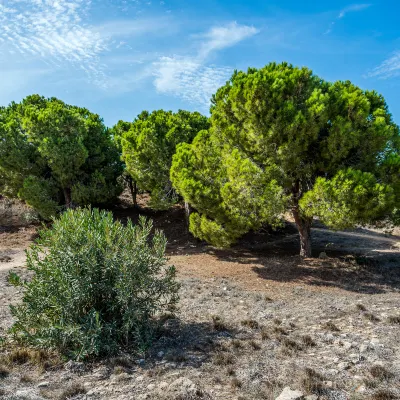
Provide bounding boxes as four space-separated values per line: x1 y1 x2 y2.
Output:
95 17 175 39
198 22 259 58
153 22 258 108
368 51 400 79
153 56 232 106
338 3 371 18
325 3 371 34
0 0 106 82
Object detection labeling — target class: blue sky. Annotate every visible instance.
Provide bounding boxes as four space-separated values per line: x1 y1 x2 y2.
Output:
0 0 399 126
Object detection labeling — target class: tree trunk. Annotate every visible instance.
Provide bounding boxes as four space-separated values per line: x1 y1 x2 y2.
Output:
292 180 312 257
128 178 138 208
64 188 72 209
293 211 312 257
184 201 192 228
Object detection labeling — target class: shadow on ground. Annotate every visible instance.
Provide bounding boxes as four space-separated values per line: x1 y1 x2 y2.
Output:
111 198 400 295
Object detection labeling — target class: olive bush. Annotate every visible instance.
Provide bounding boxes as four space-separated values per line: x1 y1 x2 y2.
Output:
9 208 179 360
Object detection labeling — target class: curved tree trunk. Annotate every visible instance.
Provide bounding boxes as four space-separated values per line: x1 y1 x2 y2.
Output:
64 187 72 209
184 201 192 229
292 180 312 257
293 210 312 258
128 177 138 208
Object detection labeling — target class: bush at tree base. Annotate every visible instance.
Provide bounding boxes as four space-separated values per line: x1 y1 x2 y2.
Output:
8 208 180 360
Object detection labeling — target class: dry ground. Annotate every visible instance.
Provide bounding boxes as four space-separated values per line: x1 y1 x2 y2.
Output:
0 196 400 400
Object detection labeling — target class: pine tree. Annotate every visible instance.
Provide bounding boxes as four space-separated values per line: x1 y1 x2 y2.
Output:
171 63 400 256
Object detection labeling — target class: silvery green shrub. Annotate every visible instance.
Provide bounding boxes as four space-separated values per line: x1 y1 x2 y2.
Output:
9 208 179 360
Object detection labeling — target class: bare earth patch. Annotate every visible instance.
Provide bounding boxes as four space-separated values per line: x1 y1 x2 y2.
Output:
0 197 399 399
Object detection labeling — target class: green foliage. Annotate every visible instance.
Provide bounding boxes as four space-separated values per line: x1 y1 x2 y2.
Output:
171 62 400 254
300 169 396 229
171 130 288 246
0 95 123 219
118 110 209 210
9 208 179 360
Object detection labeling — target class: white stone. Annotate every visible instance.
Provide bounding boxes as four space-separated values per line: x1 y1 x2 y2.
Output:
342 341 352 350
15 389 43 400
359 344 369 353
37 381 49 388
169 377 197 395
275 386 304 400
304 396 318 400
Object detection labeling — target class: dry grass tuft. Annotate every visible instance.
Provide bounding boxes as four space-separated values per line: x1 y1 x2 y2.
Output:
58 383 86 400
213 352 235 366
280 337 302 351
387 315 400 324
249 340 261 350
301 335 316 347
165 351 188 363
2 347 60 371
212 316 229 332
0 364 10 378
227 367 236 376
241 319 259 329
231 377 242 388
273 318 282 325
323 321 340 332
110 356 133 369
264 296 274 302
369 365 394 380
356 304 367 311
260 328 270 341
231 339 244 350
113 365 127 375
20 374 34 383
300 367 325 394
273 326 288 336
369 389 396 400
364 313 380 322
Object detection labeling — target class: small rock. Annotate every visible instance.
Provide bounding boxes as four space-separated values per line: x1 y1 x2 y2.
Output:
15 389 43 400
64 360 85 373
137 358 145 366
338 362 351 371
158 381 169 391
342 341 352 351
370 339 382 348
305 396 318 400
157 351 165 358
147 383 156 391
275 386 304 400
355 384 367 393
325 334 335 343
359 344 369 353
319 252 328 259
37 381 50 388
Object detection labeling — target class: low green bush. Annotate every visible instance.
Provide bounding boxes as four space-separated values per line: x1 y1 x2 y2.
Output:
9 208 179 360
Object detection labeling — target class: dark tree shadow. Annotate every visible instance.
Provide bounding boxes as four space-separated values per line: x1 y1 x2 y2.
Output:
142 318 238 370
109 199 400 295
